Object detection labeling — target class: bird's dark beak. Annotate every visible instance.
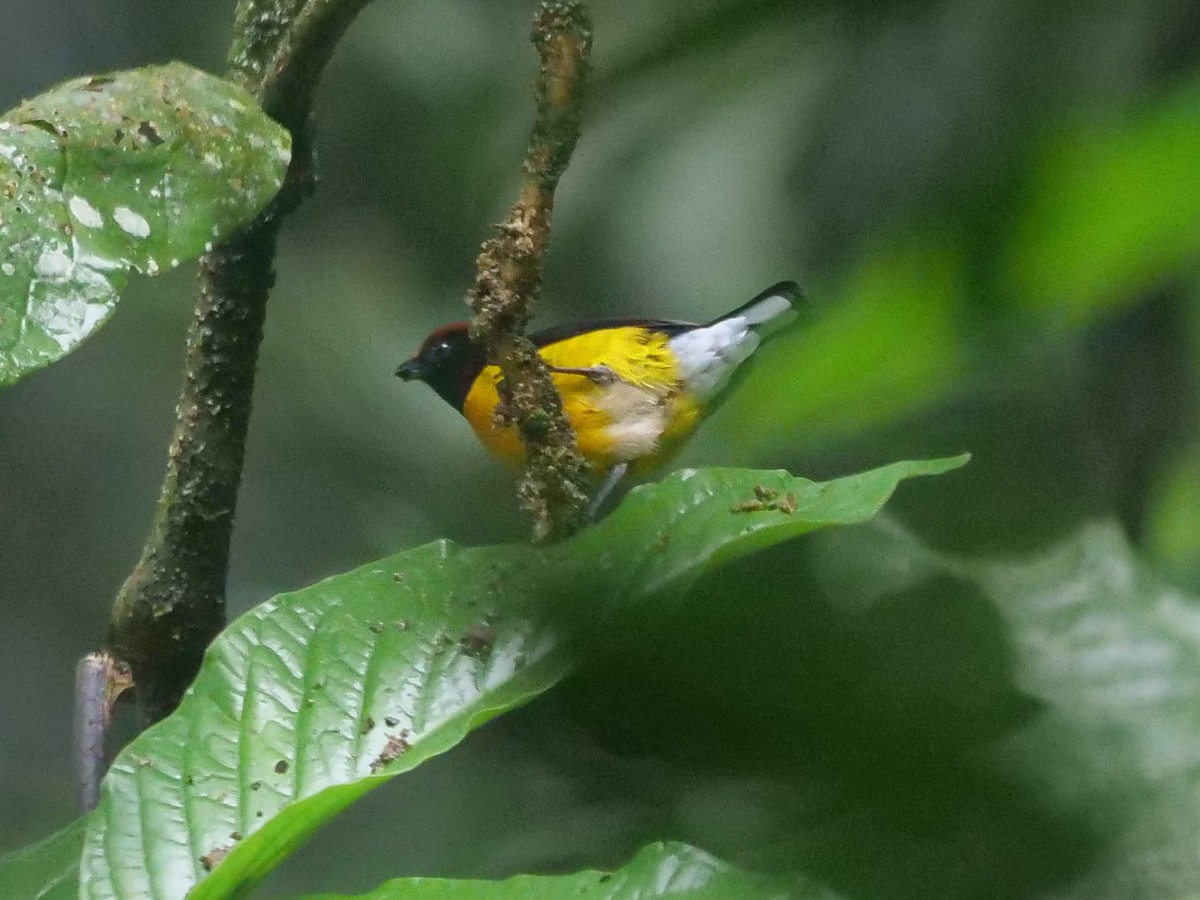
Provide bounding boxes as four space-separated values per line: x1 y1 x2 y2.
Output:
394 357 423 381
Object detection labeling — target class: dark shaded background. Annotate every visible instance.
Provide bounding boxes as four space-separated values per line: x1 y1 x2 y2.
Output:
2 0 1199 895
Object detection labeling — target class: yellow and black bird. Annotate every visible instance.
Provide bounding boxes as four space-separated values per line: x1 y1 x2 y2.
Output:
396 281 800 507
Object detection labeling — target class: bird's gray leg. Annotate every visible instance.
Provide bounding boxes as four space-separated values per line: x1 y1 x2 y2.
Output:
588 461 629 519
547 364 618 384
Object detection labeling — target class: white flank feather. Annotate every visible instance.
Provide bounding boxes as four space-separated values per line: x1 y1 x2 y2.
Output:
669 283 797 400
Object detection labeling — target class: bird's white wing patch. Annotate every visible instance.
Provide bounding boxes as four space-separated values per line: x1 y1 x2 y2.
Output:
669 318 759 400
670 284 796 400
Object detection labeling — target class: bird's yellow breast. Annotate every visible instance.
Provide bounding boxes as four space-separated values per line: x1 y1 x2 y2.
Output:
462 326 702 473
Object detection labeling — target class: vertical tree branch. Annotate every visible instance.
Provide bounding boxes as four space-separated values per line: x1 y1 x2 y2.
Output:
106 212 283 723
102 0 373 736
468 0 595 543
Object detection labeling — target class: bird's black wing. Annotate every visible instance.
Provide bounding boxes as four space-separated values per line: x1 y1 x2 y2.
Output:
530 317 696 348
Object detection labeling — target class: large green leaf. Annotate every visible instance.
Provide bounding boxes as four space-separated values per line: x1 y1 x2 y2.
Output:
296 842 831 900
74 458 963 899
11 468 1197 898
0 62 290 387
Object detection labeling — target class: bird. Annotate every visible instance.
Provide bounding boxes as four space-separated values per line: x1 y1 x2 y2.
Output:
395 281 801 511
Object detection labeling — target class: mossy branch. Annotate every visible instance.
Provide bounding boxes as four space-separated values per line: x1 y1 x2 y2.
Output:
468 0 594 544
100 0 373 744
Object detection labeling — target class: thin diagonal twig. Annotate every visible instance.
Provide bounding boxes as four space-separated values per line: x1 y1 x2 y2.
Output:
468 0 595 544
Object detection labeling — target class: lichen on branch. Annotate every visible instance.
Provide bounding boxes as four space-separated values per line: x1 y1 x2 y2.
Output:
468 0 595 544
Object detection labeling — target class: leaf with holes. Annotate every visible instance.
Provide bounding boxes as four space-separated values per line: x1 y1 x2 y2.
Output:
72 457 964 899
0 62 289 387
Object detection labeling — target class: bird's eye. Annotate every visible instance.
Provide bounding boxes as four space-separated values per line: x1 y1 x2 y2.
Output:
426 339 453 364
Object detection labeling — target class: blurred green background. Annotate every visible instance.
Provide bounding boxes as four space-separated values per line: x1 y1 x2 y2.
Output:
2 0 1199 895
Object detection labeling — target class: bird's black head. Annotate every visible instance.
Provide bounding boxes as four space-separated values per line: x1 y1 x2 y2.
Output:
395 323 487 411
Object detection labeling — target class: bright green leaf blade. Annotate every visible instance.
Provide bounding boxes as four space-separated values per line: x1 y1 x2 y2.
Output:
77 458 962 900
295 842 834 900
0 815 87 900
0 62 290 387
85 539 570 900
570 455 971 600
1008 77 1200 322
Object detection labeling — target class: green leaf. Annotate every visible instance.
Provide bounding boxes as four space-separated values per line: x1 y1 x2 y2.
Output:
21 470 1195 898
0 62 290 387
75 458 962 899
0 815 87 900
295 842 830 900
